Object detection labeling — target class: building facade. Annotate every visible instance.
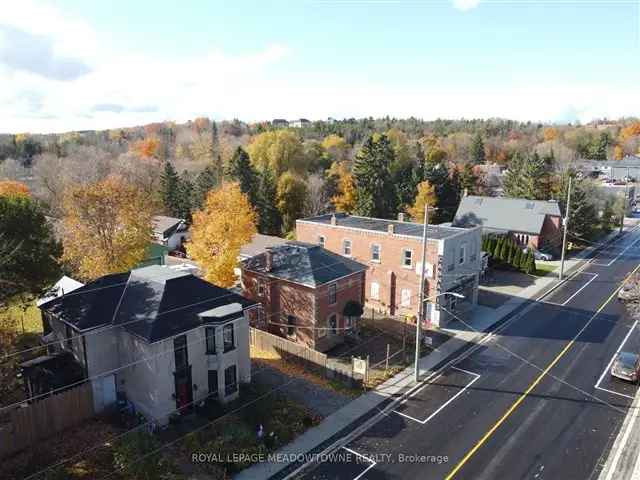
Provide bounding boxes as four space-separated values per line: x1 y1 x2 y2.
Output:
241 242 366 352
296 214 482 327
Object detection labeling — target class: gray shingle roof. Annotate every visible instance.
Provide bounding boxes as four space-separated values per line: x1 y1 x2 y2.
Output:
239 233 288 259
40 265 256 343
152 215 187 238
297 213 466 240
452 196 561 235
242 241 367 287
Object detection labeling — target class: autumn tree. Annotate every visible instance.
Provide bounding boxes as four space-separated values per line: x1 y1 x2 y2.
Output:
247 130 305 176
131 136 161 160
328 162 357 213
353 134 397 218
321 134 350 164
619 122 640 142
543 127 559 142
187 183 257 287
62 176 153 280
0 180 30 198
614 145 624 161
407 181 437 222
277 172 308 233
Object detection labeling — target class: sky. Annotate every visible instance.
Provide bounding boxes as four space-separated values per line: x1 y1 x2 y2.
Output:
1 0 639 133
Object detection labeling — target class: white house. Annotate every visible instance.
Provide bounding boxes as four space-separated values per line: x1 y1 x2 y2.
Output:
31 265 256 425
152 215 190 251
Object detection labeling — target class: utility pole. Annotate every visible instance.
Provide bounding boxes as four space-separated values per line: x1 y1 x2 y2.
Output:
559 175 572 281
620 166 630 234
415 205 429 383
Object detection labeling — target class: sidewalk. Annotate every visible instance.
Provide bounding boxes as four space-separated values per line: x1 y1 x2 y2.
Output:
234 227 626 480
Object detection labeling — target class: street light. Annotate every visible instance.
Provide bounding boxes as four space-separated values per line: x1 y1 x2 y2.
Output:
414 291 465 383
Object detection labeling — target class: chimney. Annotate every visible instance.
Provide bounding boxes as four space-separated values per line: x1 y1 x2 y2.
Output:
265 250 273 272
398 212 405 222
330 214 337 226
388 223 395 234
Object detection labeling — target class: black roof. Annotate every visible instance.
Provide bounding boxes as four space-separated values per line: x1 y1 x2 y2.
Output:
298 213 466 240
242 241 366 287
40 265 256 343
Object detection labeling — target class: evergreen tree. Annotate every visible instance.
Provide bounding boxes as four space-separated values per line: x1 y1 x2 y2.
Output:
256 166 282 235
601 198 616 232
193 164 219 210
525 251 536 275
499 238 509 261
502 152 526 198
520 249 530 271
175 171 193 220
353 134 398 218
226 147 259 206
460 163 479 196
506 239 515 265
160 161 181 217
512 246 523 269
423 161 461 223
471 133 486 165
559 173 599 241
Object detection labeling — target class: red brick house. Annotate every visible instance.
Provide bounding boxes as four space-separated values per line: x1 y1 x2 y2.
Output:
240 241 367 352
453 196 562 252
296 213 482 327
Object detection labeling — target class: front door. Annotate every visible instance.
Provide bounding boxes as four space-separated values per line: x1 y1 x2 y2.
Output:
173 335 193 412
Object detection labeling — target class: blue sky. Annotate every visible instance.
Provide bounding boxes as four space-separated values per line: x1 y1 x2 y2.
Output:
1 0 639 132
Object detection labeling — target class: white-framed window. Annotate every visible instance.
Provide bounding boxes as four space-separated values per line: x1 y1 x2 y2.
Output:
371 244 381 262
401 288 411 307
318 235 325 248
343 239 352 256
370 281 380 300
402 249 413 268
459 243 466 265
328 283 337 304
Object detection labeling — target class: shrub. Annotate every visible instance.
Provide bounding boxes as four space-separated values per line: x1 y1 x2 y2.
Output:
112 431 165 480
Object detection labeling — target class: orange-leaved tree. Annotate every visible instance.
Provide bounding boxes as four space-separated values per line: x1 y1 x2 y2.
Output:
328 162 357 213
130 136 161 159
408 181 437 223
0 180 31 198
61 176 153 280
187 182 257 287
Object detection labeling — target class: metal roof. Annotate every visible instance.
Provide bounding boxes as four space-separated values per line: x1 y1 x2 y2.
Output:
297 213 467 240
452 196 561 235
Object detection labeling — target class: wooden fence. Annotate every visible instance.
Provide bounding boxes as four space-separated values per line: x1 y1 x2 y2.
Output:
0 382 94 458
249 328 367 386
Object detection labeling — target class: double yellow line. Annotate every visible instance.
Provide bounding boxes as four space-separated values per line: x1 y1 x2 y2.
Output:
445 262 640 480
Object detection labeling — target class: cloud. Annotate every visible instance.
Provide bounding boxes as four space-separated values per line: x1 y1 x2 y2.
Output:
91 104 159 114
452 0 481 11
0 25 92 81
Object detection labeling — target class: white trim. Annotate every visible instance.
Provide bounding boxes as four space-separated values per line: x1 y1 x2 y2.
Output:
370 242 381 263
402 248 413 269
342 238 352 257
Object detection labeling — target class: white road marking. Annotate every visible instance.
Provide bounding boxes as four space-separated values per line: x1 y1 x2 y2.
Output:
601 393 640 480
543 272 599 307
592 234 640 267
594 320 639 400
394 368 481 424
342 447 376 480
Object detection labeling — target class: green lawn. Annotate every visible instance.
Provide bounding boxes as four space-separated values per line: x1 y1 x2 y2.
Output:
0 297 42 334
535 263 558 277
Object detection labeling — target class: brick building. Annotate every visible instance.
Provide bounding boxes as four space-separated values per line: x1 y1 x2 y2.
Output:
296 214 482 327
240 241 367 352
453 196 562 252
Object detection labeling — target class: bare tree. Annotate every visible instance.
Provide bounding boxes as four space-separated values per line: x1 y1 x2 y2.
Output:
305 173 330 217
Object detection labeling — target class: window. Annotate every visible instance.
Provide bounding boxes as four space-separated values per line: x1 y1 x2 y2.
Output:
459 244 466 265
174 335 188 372
328 314 338 335
343 239 352 256
371 244 381 262
401 289 411 307
370 282 380 300
205 327 216 354
223 324 235 353
257 279 265 297
208 370 218 395
287 315 296 337
224 365 237 396
402 249 413 268
318 235 325 247
329 283 337 305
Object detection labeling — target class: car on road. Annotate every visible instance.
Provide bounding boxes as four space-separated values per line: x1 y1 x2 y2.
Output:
524 248 553 261
611 352 640 383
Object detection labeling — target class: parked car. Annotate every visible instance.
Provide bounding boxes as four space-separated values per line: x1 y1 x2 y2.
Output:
611 352 640 383
618 277 640 301
524 248 553 261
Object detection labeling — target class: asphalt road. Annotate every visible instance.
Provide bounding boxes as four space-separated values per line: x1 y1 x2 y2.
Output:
296 228 640 480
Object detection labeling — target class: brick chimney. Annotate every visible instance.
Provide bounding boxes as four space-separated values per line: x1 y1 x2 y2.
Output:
330 214 337 226
388 223 395 234
265 249 273 272
397 212 405 222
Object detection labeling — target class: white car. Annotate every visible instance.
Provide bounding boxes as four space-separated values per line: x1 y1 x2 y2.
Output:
611 352 640 383
523 248 553 262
